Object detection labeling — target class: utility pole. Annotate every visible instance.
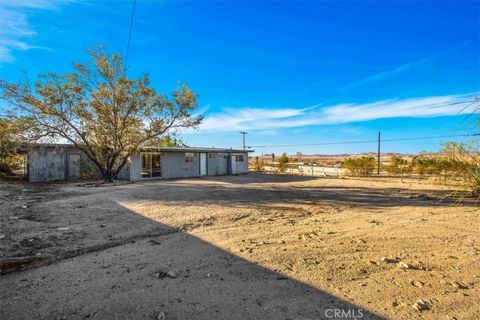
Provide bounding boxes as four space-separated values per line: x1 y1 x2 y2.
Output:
377 131 381 175
240 131 248 150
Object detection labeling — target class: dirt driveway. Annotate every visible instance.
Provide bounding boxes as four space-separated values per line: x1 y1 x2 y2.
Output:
0 173 479 319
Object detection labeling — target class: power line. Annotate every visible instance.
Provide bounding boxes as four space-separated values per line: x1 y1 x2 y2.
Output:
427 97 479 109
124 0 137 74
245 98 480 149
247 132 480 149
456 97 480 114
382 133 479 142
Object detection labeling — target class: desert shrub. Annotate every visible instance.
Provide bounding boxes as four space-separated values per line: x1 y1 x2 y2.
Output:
411 153 456 182
443 141 480 196
434 157 456 183
253 156 264 171
411 154 439 175
385 155 409 174
343 156 376 177
277 153 289 173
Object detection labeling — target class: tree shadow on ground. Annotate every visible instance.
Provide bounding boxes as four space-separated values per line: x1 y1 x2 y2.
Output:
0 200 384 320
133 174 474 209
207 172 322 184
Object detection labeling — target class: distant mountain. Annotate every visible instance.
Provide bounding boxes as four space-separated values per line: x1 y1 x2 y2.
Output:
262 152 417 158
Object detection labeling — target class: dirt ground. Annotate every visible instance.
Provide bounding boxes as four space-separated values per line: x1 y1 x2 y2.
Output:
0 173 479 320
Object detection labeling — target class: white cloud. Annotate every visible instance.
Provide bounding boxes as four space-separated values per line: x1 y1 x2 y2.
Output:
197 107 307 133
193 93 479 133
0 1 76 63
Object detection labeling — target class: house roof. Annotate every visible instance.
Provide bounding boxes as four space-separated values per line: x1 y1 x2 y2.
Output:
140 146 253 153
21 143 253 153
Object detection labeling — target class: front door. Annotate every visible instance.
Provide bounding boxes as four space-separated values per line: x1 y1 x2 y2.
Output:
199 153 207 176
231 155 237 174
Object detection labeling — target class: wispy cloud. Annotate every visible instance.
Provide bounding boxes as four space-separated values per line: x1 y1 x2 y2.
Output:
0 1 76 63
341 43 470 91
193 93 478 133
197 107 309 133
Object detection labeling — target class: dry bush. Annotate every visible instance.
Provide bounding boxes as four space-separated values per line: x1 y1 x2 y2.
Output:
443 141 480 198
343 156 376 177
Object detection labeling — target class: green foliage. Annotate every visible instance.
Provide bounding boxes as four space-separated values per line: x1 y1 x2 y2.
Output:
0 47 202 182
146 134 186 147
385 155 410 174
343 156 376 177
411 154 440 175
411 153 455 181
75 158 101 179
0 118 24 174
277 153 289 173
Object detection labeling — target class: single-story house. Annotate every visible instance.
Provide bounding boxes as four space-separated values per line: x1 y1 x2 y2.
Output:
24 144 253 182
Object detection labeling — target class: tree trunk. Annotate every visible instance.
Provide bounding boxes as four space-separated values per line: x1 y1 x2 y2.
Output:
104 167 114 183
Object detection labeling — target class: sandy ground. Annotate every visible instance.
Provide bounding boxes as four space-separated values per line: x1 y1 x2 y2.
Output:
0 173 479 320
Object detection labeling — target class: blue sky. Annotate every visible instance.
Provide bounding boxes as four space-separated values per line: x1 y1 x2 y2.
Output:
1 0 479 155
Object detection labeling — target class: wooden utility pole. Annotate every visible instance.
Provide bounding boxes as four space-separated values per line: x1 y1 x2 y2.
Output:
240 131 248 150
377 131 381 175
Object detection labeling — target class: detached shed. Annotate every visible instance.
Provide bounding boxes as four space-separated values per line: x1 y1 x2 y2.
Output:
24 144 253 182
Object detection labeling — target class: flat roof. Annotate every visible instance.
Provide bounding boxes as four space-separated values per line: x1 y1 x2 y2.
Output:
21 143 253 153
140 146 253 153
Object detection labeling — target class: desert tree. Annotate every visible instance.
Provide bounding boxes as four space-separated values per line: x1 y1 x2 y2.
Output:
0 47 202 182
146 134 187 148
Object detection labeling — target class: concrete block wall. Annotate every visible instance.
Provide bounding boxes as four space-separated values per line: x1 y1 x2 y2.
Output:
28 147 67 182
28 147 103 182
27 148 251 182
116 164 130 180
161 152 200 179
128 154 142 182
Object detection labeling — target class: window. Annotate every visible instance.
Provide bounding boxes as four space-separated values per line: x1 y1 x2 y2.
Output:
141 153 161 178
151 154 161 177
235 155 244 162
185 152 195 163
208 153 217 159
219 153 228 159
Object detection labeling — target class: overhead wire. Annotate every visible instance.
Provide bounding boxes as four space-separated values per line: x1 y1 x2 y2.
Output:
247 133 480 149
124 0 137 74
247 99 480 148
